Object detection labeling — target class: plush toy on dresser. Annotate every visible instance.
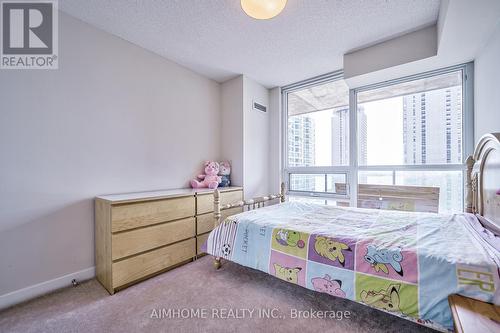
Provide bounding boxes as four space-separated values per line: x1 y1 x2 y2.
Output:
190 161 221 189
218 161 231 187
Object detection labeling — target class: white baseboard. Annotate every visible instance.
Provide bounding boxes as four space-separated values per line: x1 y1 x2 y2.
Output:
0 266 96 311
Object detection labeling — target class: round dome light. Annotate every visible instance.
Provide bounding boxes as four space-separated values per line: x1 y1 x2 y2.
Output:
241 0 287 20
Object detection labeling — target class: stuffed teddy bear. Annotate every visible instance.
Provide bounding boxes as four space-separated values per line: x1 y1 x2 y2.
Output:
190 161 221 189
218 161 231 187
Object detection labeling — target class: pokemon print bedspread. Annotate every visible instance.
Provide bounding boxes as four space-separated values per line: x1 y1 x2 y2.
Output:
205 202 500 332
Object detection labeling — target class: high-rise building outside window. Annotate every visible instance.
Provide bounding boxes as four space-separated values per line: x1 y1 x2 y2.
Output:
282 64 473 213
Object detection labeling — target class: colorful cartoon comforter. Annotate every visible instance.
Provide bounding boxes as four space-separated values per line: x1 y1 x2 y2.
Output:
205 202 500 332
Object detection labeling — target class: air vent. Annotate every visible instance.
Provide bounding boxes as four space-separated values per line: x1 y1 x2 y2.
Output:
253 101 267 113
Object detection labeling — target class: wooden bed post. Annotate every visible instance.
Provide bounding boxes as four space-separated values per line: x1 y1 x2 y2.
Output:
213 189 222 269
465 156 475 213
280 182 286 203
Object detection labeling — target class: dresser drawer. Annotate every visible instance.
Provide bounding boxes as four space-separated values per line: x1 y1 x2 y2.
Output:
196 190 243 215
197 233 210 255
111 196 195 232
112 217 195 260
196 213 213 235
197 207 244 235
112 238 195 288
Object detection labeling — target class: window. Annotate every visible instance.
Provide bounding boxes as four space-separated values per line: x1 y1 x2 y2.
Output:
356 68 470 212
283 64 473 213
289 173 347 194
287 77 350 167
283 72 351 204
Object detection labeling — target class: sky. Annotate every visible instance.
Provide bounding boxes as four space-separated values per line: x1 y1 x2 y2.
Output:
304 96 404 166
309 111 333 165
363 96 403 165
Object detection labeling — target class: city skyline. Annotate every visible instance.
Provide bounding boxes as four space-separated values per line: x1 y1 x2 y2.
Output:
288 85 463 212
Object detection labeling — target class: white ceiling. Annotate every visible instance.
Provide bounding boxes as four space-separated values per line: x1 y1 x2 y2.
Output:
344 0 500 88
59 0 441 88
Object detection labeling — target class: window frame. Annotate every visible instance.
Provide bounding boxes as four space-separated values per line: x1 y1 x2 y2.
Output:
281 70 352 202
281 63 474 211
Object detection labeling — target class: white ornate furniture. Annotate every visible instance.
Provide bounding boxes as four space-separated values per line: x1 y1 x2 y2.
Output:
212 183 285 269
466 133 500 229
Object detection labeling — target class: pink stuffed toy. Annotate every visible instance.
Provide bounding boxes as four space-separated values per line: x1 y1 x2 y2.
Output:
190 161 221 189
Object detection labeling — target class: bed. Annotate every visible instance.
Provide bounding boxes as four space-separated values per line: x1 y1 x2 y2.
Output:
204 133 500 332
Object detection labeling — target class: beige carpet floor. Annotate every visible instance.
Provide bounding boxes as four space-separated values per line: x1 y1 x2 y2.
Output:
0 256 436 333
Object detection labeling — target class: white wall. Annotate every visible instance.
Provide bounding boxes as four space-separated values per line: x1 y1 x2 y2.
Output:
0 13 221 301
220 75 271 198
344 25 438 80
474 23 500 142
221 76 244 187
243 77 270 198
345 1 500 90
269 87 282 194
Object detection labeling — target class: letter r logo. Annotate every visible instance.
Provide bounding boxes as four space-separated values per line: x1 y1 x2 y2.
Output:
2 2 53 54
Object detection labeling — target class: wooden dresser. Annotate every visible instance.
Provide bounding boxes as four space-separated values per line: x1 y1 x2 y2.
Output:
449 294 500 333
95 186 243 294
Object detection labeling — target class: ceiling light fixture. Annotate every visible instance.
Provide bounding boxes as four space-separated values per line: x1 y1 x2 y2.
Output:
241 0 287 20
